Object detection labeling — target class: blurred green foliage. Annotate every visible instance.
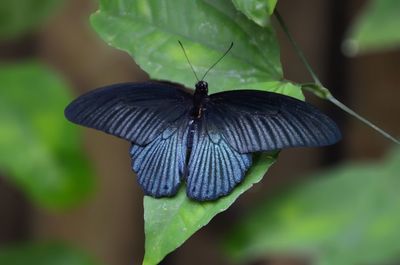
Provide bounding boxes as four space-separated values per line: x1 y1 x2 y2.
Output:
0 0 98 262
345 0 400 55
0 243 99 265
224 148 400 265
0 62 94 209
0 0 63 40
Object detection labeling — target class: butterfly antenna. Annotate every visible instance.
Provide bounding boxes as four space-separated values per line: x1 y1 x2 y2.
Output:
201 42 233 81
178 40 200 82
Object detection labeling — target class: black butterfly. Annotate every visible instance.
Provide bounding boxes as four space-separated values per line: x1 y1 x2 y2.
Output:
65 79 341 200
65 44 341 201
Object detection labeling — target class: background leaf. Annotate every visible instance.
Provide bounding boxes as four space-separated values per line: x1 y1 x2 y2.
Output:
223 148 400 265
0 243 99 265
231 0 277 27
0 62 94 209
344 0 400 55
91 0 284 93
0 0 63 40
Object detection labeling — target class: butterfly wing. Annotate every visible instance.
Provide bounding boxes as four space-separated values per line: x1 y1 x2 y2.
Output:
130 120 189 197
208 90 341 153
187 117 252 201
65 82 192 197
65 82 192 145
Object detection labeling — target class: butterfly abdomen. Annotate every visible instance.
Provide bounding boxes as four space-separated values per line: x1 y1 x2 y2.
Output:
186 120 196 149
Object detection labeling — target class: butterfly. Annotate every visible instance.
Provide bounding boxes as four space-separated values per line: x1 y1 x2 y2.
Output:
65 42 341 201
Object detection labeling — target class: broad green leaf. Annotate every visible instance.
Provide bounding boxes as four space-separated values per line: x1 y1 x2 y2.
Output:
91 0 283 92
0 0 63 40
143 153 276 265
91 1 303 264
231 0 277 27
0 62 94 209
224 148 400 265
344 0 400 55
0 243 99 265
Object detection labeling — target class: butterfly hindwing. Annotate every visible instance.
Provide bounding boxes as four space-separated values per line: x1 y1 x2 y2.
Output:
186 117 252 201
65 82 192 145
130 120 189 197
208 90 341 153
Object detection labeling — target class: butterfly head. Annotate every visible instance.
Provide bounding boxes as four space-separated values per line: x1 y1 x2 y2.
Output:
178 40 233 98
195 80 208 95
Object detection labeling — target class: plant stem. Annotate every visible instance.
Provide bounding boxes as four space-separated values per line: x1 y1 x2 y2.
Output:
275 11 399 145
275 12 322 87
327 95 400 144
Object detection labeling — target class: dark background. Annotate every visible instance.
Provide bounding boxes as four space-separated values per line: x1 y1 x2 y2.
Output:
1 0 399 264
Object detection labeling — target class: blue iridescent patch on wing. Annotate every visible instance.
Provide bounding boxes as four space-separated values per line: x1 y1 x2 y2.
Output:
186 117 252 201
130 123 189 197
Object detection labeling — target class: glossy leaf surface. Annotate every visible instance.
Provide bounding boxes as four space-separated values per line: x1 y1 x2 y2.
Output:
91 0 283 92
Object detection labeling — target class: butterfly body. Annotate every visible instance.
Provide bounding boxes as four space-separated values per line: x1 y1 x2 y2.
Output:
65 81 341 201
192 80 209 119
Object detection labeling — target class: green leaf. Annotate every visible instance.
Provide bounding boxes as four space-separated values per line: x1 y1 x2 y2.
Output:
344 0 400 55
91 0 283 93
0 0 63 40
143 153 276 265
0 243 100 265
224 147 400 265
0 62 94 209
91 1 304 264
238 81 305 101
231 0 277 27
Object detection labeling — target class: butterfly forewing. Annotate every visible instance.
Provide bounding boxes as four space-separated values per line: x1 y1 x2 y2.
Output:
65 82 192 145
208 90 341 153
